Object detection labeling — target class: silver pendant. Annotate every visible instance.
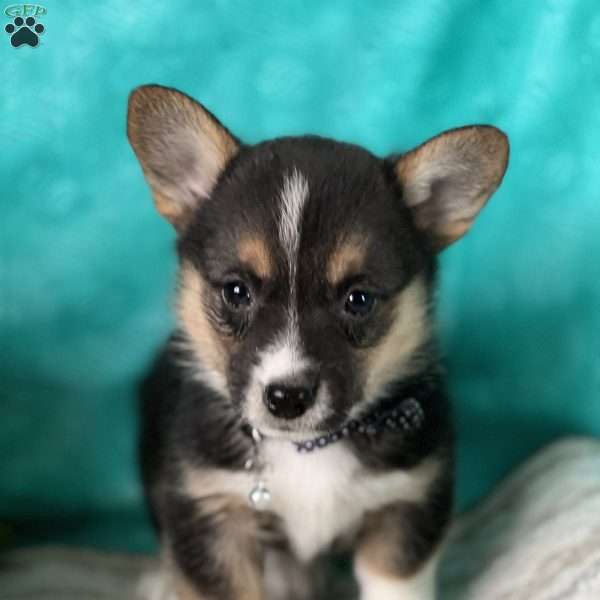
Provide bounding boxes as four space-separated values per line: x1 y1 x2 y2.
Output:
248 427 271 510
249 480 271 511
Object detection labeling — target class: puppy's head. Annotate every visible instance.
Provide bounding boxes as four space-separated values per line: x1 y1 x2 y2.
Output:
128 85 508 439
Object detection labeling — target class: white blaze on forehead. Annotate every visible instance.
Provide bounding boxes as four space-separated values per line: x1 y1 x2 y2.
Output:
271 168 310 381
278 168 309 268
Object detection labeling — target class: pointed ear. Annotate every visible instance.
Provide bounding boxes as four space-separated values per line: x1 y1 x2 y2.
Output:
394 125 509 251
127 85 240 229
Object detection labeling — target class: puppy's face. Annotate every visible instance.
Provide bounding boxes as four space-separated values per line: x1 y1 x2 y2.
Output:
128 85 508 438
176 140 432 437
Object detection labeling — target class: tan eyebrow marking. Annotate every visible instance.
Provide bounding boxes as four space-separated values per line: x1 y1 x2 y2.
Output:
238 235 273 279
326 235 369 286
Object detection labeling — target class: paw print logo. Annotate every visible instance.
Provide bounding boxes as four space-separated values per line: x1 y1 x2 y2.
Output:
5 15 45 47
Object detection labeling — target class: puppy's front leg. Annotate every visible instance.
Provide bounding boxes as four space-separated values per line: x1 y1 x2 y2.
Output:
160 492 264 600
354 497 451 600
355 551 438 600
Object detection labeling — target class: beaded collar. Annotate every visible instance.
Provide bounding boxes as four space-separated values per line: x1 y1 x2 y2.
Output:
243 375 437 452
242 377 433 453
243 379 433 510
293 396 425 452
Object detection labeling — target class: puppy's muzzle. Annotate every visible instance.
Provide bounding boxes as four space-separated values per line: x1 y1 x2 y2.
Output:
263 371 320 420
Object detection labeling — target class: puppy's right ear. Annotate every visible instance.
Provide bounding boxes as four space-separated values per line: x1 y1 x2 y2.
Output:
127 85 239 229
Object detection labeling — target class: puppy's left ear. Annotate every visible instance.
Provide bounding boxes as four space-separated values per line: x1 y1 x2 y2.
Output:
127 85 240 229
394 126 509 250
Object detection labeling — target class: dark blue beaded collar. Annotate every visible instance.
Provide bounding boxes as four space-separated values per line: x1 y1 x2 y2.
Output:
293 396 425 453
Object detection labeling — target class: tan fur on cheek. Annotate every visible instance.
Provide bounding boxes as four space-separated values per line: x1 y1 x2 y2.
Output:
177 262 230 394
361 277 431 406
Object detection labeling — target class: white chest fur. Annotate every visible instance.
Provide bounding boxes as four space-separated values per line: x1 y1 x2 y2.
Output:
262 440 361 560
184 440 437 563
261 440 436 561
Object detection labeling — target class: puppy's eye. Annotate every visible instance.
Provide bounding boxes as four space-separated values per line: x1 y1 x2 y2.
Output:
222 281 251 309
344 290 375 317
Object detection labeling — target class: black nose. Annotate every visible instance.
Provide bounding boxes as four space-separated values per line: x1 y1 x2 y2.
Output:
264 382 317 420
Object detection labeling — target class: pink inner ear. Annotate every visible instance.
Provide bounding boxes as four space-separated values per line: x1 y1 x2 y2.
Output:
127 85 239 229
394 125 509 250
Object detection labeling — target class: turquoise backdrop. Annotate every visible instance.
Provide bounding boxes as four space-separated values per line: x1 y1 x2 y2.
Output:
1 0 599 552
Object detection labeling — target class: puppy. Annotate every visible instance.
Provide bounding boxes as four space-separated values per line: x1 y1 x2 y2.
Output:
127 84 509 600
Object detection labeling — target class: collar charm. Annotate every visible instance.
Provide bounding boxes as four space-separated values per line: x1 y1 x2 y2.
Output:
247 427 272 511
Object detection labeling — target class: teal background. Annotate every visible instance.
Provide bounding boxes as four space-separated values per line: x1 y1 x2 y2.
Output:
1 0 599 552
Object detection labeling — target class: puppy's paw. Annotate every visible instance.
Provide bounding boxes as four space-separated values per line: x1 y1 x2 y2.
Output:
136 571 179 600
